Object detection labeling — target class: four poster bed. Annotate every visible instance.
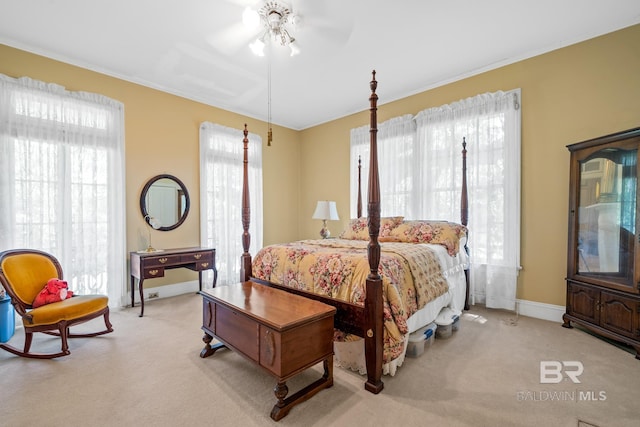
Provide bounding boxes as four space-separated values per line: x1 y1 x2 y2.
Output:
238 71 469 394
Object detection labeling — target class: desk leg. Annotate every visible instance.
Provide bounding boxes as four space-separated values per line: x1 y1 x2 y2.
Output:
131 276 135 309
138 277 145 317
197 269 218 294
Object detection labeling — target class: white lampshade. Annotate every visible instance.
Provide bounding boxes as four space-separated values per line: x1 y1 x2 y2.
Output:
249 38 265 56
312 201 339 221
242 7 260 29
289 40 300 56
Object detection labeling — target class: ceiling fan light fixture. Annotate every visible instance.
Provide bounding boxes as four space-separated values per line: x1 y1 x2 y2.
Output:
249 37 266 56
267 10 283 29
242 7 260 29
248 1 300 56
246 1 301 147
289 13 301 28
289 39 300 56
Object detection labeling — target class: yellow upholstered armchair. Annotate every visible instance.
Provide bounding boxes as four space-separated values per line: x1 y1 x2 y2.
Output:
0 249 113 359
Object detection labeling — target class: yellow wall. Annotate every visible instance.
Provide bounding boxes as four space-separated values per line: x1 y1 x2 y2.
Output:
0 44 301 286
2 24 639 304
300 24 640 306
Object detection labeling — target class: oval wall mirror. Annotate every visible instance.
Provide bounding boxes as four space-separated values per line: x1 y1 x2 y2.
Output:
140 174 190 231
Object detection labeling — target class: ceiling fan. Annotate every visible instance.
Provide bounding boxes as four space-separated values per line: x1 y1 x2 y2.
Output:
207 0 353 57
246 1 300 56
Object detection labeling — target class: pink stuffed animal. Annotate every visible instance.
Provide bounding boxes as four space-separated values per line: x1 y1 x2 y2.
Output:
32 278 74 308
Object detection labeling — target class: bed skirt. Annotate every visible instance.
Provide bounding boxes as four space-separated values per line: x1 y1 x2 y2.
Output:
333 247 468 376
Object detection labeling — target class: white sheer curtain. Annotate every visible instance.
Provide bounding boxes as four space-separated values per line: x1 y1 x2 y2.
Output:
0 75 127 308
350 114 415 218
199 123 263 286
414 89 521 310
350 90 521 311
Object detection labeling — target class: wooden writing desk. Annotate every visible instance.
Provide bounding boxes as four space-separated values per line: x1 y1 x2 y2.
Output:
130 247 216 317
200 281 335 421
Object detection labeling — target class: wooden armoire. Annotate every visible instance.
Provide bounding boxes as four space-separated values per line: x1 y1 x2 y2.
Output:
564 127 640 359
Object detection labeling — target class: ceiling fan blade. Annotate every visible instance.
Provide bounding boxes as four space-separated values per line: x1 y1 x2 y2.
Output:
290 0 355 46
300 16 354 44
221 0 257 7
206 22 257 55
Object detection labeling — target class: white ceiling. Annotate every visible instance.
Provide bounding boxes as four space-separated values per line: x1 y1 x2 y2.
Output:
1 0 639 130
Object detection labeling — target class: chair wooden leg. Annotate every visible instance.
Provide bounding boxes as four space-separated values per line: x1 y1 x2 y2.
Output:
104 311 113 332
0 329 69 359
67 311 113 338
0 308 112 359
23 331 33 353
59 323 70 355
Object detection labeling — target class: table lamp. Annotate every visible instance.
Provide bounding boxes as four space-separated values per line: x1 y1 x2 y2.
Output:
312 201 339 239
144 215 162 252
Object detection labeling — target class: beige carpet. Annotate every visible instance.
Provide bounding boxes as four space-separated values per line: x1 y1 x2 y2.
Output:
1 293 638 427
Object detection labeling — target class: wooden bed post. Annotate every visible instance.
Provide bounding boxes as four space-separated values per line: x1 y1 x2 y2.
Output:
357 156 362 219
239 73 469 393
461 137 468 227
240 124 252 282
461 137 470 310
364 70 384 394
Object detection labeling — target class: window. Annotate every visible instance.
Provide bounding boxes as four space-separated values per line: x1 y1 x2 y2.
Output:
0 75 126 307
351 90 521 310
350 115 415 218
199 123 263 286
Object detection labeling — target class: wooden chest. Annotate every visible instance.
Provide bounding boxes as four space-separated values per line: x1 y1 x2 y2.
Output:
200 281 336 420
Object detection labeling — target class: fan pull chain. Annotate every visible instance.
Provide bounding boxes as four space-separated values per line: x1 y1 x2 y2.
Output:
267 44 273 146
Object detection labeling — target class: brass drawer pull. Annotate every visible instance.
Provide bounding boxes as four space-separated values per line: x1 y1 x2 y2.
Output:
159 258 168 264
200 262 209 268
194 253 202 259
149 269 159 276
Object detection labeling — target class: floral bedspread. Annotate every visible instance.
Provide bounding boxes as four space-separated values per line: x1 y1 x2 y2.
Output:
251 239 449 363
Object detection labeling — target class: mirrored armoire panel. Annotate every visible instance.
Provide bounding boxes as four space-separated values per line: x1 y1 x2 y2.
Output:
576 149 636 282
564 127 640 360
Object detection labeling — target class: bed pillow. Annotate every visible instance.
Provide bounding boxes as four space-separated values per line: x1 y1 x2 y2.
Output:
389 220 468 255
339 216 404 240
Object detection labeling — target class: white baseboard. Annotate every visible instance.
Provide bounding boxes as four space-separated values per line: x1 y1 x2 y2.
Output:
132 283 564 324
132 280 200 305
516 299 565 323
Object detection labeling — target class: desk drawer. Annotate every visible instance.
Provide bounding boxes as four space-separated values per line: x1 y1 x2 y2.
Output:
146 255 181 267
194 260 213 271
182 252 213 271
143 267 165 279
181 252 213 263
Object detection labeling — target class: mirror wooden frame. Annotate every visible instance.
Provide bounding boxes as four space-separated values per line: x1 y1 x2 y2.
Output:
140 174 190 231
